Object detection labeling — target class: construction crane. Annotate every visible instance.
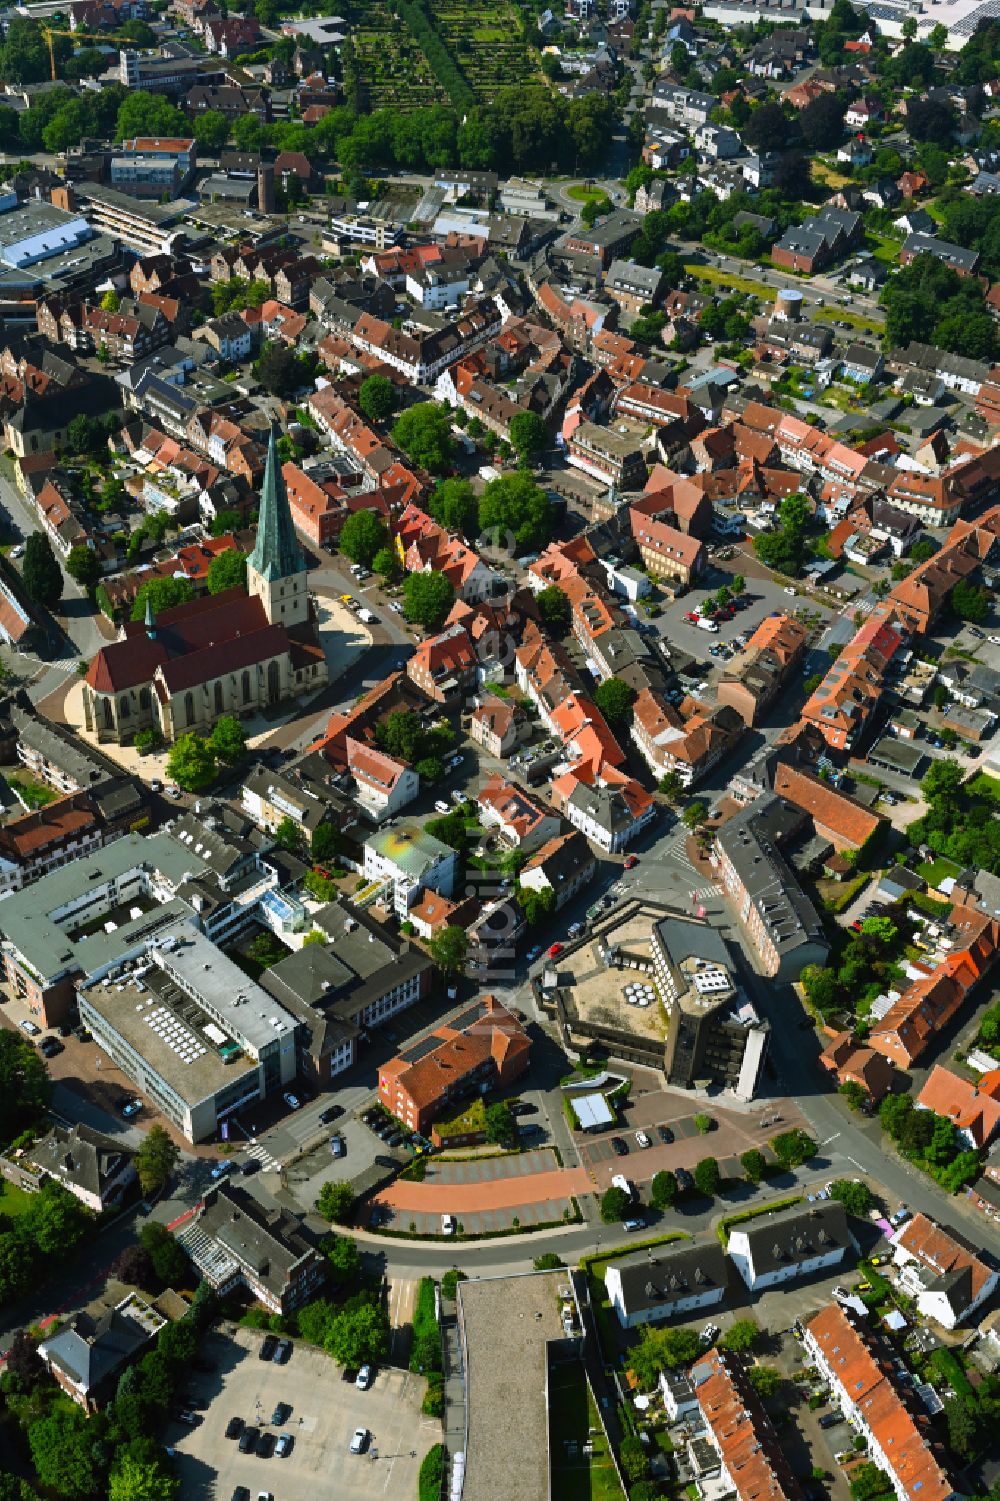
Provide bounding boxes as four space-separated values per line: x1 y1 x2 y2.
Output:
42 25 138 84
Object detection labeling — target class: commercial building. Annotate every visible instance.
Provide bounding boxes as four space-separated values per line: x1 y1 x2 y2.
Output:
651 916 769 1100
79 921 301 1143
727 1200 850 1291
75 182 188 256
0 832 213 1027
567 419 648 491
260 899 435 1086
176 1182 326 1313
605 1240 728 1328
363 824 457 917
712 795 829 981
803 1303 960 1501
378 995 530 1133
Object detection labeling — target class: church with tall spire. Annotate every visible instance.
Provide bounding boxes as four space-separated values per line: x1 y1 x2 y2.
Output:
82 428 327 747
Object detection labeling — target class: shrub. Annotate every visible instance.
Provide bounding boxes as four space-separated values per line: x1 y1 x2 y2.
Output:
419 1443 446 1501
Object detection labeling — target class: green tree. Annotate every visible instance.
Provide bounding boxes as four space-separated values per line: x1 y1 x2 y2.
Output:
0 1030 51 1144
693 1111 713 1133
922 757 964 808
21 532 63 609
403 570 455 630
508 411 547 466
317 1180 355 1224
209 715 245 764
429 477 478 537
323 1232 361 1286
658 771 685 802
419 1446 445 1501
693 1156 721 1196
206 549 247 595
192 109 229 154
721 1319 760 1353
536 585 572 636
594 677 636 727
441 1267 468 1297
850 1463 893 1501
324 1293 390 1366
210 508 243 538
533 1253 565 1270
165 733 216 793
339 510 389 569
741 1149 767 1185
429 924 467 974
600 1185 631 1222
518 884 555 926
952 579 990 623
134 1125 180 1196
828 1178 874 1217
139 1222 189 1287
297 1300 336 1346
620 1435 651 1484
683 802 708 830
748 1365 783 1397
771 1129 816 1168
108 1455 178 1501
650 1170 677 1209
115 91 189 142
27 1405 102 1499
373 547 399 581
311 822 340 866
65 544 101 591
479 472 553 552
392 402 455 474
484 1101 518 1150
256 343 302 397
358 374 396 424
131 577 195 621
273 815 305 853
630 1326 701 1386
859 917 897 946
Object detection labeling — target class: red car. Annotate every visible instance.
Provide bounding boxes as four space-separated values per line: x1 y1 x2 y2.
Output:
548 942 564 958
683 611 699 623
624 855 639 870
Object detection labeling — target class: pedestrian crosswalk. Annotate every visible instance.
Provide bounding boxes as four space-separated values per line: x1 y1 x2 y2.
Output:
242 1140 280 1173
689 884 721 904
662 831 696 871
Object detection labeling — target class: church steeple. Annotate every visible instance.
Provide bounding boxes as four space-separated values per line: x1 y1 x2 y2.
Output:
248 426 307 584
246 425 309 628
144 596 156 639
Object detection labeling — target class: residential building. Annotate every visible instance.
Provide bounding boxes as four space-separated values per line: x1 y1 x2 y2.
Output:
553 767 656 852
629 508 705 591
891 1213 1000 1328
692 1348 804 1501
378 995 531 1133
727 1200 851 1290
712 795 829 981
869 913 999 1068
39 1292 167 1413
716 612 806 727
1 1122 136 1214
476 774 562 853
407 622 478 704
176 1182 326 1313
518 830 597 911
819 1032 896 1105
771 207 863 274
567 419 648 491
469 694 531 758
771 763 884 853
363 824 457 916
899 232 980 277
605 259 664 317
916 1064 1000 1149
803 1303 961 1501
345 736 418 822
800 611 905 752
631 692 743 787
605 1240 728 1327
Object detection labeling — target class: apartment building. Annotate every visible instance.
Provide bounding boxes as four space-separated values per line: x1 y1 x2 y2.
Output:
727 1200 850 1290
712 795 829 981
345 736 418 823
803 1304 960 1501
605 1240 727 1328
518 830 596 911
476 774 562 853
567 419 648 491
629 508 704 591
363 825 457 917
631 691 742 787
378 995 531 1133
691 1348 804 1501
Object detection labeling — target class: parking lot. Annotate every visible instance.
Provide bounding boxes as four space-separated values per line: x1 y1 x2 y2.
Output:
649 566 834 664
169 1325 434 1501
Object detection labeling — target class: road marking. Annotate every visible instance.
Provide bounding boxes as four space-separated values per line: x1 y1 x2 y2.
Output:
821 1133 840 1146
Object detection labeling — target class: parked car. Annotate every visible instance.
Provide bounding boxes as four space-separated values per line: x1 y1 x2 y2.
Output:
434 800 450 814
318 1104 343 1125
526 946 543 962
239 1427 259 1454
210 1161 233 1181
241 1158 261 1176
272 1340 291 1364
676 1167 694 1192
120 1098 143 1119
282 1092 301 1111
356 1365 373 1390
441 1214 456 1235
256 1432 275 1459
39 1036 63 1057
226 1417 244 1441
274 1434 294 1458
350 1428 370 1455
611 1136 629 1156
547 943 564 958
18 1019 40 1037
259 1336 278 1362
635 1130 651 1148
330 1135 346 1157
623 855 639 870
271 1403 290 1426
657 1124 674 1144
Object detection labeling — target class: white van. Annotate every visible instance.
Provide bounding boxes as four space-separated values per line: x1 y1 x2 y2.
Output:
696 617 719 633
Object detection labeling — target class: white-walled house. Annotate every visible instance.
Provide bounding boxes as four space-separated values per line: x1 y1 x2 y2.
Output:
891 1213 1000 1329
727 1201 850 1291
605 1241 727 1328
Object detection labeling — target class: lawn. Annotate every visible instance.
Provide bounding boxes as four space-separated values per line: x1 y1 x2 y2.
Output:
567 183 609 204
916 856 961 889
685 263 776 300
435 1097 486 1135
6 774 58 810
812 158 851 189
0 1179 38 1221
549 1363 625 1501
867 231 901 266
806 303 884 335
